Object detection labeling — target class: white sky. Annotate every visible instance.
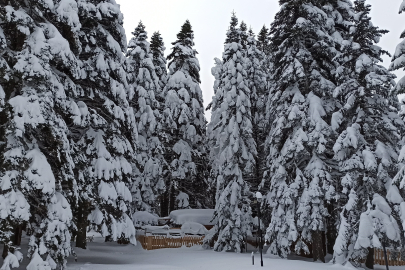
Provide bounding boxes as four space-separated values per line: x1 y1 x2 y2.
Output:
116 0 405 119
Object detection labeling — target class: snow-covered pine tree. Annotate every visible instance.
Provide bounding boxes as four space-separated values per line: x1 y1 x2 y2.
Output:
0 0 82 268
205 13 256 252
149 31 170 215
332 0 405 266
239 21 248 50
245 31 268 192
390 0 405 93
73 0 136 249
150 31 168 95
205 57 224 210
390 1 405 264
256 25 269 55
261 0 340 261
126 22 165 214
161 20 208 212
320 0 355 255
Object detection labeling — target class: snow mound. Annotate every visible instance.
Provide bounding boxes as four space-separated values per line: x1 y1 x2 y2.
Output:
169 209 215 225
133 211 159 227
181 222 208 235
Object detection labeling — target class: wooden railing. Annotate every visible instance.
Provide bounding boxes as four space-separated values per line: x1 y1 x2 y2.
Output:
137 235 204 250
374 249 405 266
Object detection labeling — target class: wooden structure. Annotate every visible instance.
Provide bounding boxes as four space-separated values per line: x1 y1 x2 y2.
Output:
137 235 204 251
374 248 405 266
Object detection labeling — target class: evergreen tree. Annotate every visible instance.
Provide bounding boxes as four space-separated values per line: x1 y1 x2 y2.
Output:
205 57 224 209
150 31 168 92
205 14 256 252
332 0 405 266
161 20 207 212
390 0 405 93
321 0 355 255
0 0 81 267
391 1 405 264
262 0 340 261
239 21 248 50
126 22 165 214
257 25 269 54
245 32 268 192
73 0 136 249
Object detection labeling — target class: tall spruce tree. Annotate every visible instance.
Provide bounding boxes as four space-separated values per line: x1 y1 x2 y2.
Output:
321 0 355 255
150 31 168 93
239 21 248 50
262 0 340 261
391 1 405 264
205 13 256 252
126 22 165 214
332 0 405 266
205 57 224 210
0 0 82 268
245 32 268 192
161 20 207 213
256 25 269 55
72 0 136 249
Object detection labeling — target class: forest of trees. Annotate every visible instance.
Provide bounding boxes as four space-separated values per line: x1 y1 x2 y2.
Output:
0 0 405 269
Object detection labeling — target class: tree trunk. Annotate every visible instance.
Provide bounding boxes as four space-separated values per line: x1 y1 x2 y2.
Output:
76 201 88 249
105 236 112 242
13 225 22 246
169 185 175 213
160 192 169 217
2 243 8 259
365 247 374 269
312 230 325 263
326 203 337 254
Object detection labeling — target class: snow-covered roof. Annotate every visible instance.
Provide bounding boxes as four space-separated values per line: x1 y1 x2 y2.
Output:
133 211 159 227
181 222 208 235
169 209 215 226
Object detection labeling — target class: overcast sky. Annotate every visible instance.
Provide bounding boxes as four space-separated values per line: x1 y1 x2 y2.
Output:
116 0 405 119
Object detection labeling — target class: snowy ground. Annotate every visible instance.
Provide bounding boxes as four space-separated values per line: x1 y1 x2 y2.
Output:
12 234 402 270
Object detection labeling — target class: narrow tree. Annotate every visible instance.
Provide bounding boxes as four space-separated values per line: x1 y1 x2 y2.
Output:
256 25 269 54
161 20 207 212
205 57 224 209
390 1 405 264
126 22 165 214
205 13 256 252
239 21 248 50
150 31 168 93
245 31 268 192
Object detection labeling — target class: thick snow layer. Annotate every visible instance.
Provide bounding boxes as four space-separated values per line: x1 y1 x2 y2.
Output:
181 222 208 235
169 209 215 225
133 211 158 227
65 240 400 270
8 234 401 270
